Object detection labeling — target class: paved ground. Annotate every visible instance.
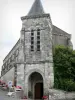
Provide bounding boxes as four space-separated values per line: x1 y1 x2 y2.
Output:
1 89 75 100
0 89 20 100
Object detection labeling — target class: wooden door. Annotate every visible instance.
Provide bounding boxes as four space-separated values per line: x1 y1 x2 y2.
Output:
35 83 43 99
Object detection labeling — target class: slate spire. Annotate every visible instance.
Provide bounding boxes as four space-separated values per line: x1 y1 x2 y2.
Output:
28 0 45 16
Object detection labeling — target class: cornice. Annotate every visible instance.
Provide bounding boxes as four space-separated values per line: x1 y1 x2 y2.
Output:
21 14 50 20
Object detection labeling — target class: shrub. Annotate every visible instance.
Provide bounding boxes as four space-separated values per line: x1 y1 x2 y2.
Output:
53 45 75 91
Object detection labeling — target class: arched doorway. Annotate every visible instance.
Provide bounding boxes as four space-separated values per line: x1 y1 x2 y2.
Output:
28 72 43 99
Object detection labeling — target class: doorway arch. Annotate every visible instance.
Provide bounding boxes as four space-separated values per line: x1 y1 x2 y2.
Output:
28 72 43 99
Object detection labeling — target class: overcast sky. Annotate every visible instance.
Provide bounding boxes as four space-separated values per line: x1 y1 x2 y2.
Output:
0 0 75 75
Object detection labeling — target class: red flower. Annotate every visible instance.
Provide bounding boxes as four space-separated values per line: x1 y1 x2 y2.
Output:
16 86 22 89
42 96 48 99
3 82 6 84
23 96 27 99
6 84 8 87
21 96 27 99
1 81 6 85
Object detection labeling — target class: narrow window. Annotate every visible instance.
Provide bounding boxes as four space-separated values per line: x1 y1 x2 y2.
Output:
31 30 34 51
37 29 40 51
37 41 40 44
31 45 34 51
31 41 34 44
37 45 40 51
37 36 40 40
31 37 34 40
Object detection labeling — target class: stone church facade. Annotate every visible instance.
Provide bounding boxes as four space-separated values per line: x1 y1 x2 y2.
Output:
1 0 72 99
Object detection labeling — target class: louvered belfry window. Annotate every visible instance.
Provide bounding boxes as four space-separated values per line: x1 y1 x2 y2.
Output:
37 29 40 51
31 30 34 51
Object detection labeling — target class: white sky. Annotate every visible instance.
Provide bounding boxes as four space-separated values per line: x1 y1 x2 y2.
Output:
0 0 75 76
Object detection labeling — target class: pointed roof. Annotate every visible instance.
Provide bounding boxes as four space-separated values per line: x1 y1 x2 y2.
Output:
28 0 45 16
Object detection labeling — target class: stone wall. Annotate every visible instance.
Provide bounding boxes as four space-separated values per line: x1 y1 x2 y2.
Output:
52 34 68 46
23 62 54 96
17 64 24 89
19 14 54 96
1 67 15 85
21 15 53 63
49 89 75 100
3 39 20 64
52 25 72 48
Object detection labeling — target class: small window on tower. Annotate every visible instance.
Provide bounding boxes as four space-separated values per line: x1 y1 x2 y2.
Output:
37 29 40 51
31 32 34 36
37 29 40 35
31 41 34 44
37 41 40 44
31 45 34 51
37 36 40 39
31 37 34 40
37 45 40 51
31 30 34 51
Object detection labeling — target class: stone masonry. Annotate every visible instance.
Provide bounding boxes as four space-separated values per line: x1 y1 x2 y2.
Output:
1 0 73 99
17 14 54 97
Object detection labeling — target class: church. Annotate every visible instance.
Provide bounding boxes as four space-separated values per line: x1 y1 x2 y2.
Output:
1 0 72 99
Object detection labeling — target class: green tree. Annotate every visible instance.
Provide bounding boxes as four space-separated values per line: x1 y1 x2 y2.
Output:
53 45 75 91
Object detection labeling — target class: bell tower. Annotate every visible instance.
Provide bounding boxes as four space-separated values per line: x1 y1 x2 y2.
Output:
18 0 54 98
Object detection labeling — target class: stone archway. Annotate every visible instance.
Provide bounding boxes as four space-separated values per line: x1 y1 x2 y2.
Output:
28 72 43 99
